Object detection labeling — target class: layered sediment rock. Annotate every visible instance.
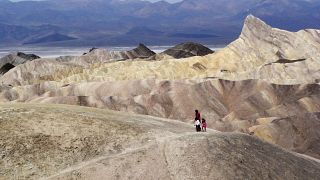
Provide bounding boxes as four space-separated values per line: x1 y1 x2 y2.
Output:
249 113 320 159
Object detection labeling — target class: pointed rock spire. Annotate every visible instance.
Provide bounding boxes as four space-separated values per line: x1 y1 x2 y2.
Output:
240 15 272 38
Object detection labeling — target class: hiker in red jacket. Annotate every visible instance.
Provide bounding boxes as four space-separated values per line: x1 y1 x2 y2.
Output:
195 110 201 121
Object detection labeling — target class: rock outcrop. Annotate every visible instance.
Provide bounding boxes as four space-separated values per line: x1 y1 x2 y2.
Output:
162 42 214 59
208 15 320 84
1 103 320 179
0 52 40 75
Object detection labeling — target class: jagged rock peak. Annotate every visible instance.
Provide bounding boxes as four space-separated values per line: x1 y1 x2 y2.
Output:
162 42 214 59
129 43 156 58
240 15 272 37
137 43 151 51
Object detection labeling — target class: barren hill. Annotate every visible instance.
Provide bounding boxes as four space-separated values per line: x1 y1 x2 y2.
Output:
1 103 319 180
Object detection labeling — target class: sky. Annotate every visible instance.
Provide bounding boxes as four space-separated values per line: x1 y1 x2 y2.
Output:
10 0 183 2
147 0 182 2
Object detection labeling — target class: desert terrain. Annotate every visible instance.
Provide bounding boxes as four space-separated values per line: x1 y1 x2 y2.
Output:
0 15 320 179
1 103 320 180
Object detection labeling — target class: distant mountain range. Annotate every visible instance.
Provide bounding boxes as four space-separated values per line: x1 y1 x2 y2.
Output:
0 0 320 46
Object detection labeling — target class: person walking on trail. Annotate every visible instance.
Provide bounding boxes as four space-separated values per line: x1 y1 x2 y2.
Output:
201 118 207 132
195 119 201 132
194 110 201 132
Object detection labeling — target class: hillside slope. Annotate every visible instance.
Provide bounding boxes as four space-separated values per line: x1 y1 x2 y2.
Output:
0 103 319 180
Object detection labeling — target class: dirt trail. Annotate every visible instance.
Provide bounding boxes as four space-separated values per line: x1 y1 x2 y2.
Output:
44 132 203 179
